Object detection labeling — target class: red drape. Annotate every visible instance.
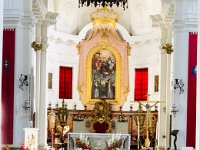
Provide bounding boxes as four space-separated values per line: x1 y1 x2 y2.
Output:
1 28 15 144
186 32 197 147
59 66 73 99
134 68 148 101
93 122 109 133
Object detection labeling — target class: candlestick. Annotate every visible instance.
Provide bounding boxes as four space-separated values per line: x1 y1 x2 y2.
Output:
156 122 158 140
137 118 140 140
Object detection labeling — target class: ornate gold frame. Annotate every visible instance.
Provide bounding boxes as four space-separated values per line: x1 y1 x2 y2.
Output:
86 33 121 104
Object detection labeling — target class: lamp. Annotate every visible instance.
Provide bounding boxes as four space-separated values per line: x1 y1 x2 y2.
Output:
172 78 184 94
170 78 183 116
79 0 128 10
19 74 29 90
19 74 31 112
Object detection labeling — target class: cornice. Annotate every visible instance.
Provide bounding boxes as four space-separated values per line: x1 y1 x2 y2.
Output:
32 0 47 19
173 13 198 32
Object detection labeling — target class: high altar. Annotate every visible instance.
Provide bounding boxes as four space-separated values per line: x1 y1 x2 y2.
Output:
68 133 131 150
46 7 158 150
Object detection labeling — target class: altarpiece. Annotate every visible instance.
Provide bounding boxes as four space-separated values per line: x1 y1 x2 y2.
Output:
77 7 131 106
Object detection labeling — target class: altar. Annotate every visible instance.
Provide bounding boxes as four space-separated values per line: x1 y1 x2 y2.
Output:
68 133 131 150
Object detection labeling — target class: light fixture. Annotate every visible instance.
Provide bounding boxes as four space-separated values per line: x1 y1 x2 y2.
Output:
19 74 32 113
170 78 184 117
172 78 184 94
79 0 128 10
19 74 29 90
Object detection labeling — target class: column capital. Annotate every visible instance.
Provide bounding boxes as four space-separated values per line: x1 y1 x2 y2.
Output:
162 43 173 54
31 41 42 52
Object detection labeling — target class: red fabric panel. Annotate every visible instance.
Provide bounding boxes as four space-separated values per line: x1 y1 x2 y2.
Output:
1 29 15 144
59 66 72 99
186 32 197 147
134 68 148 101
93 121 109 133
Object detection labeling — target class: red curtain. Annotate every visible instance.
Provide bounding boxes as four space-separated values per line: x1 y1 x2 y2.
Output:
134 68 148 101
1 29 15 144
186 32 197 147
59 66 73 99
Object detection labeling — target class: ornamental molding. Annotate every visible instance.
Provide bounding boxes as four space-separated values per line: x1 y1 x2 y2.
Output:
32 0 47 20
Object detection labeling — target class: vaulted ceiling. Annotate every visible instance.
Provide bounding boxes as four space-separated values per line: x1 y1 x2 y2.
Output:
48 0 163 35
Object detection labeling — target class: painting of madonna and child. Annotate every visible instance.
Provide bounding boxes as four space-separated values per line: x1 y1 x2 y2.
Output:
91 50 116 100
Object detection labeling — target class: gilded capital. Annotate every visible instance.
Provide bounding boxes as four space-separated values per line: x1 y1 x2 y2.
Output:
31 41 42 52
162 43 173 54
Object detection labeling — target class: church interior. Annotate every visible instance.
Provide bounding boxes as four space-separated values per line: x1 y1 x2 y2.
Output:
1 0 200 150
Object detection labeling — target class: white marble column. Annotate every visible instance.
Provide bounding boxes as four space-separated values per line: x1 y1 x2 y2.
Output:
37 12 58 149
35 21 42 128
195 0 200 148
158 48 167 149
165 51 172 149
38 21 48 149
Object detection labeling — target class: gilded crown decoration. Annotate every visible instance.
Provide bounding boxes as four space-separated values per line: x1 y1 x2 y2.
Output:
90 6 119 29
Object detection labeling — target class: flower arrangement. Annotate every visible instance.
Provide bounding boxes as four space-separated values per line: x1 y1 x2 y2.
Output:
19 142 29 150
106 134 122 150
75 134 91 150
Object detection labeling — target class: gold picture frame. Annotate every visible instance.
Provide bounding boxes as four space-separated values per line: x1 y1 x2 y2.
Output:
86 40 121 104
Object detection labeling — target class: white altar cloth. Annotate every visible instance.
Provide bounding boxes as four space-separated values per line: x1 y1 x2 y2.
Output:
68 133 131 150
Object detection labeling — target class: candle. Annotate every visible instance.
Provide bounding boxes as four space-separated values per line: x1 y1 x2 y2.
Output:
137 119 140 139
156 122 158 140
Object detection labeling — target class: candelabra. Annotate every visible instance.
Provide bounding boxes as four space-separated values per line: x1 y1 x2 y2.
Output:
79 0 128 10
134 103 145 150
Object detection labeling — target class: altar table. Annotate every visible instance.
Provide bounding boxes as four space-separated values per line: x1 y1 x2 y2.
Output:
68 133 131 150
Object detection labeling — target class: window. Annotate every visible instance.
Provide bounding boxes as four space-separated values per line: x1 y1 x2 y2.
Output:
134 68 148 101
59 66 73 99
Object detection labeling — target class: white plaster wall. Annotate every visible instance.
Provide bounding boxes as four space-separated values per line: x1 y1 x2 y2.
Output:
130 40 160 101
47 30 84 110
47 23 161 112
55 0 79 34
129 0 153 35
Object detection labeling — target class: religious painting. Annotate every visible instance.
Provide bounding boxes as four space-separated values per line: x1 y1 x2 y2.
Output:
91 50 116 99
154 75 159 92
48 73 53 89
86 43 121 104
